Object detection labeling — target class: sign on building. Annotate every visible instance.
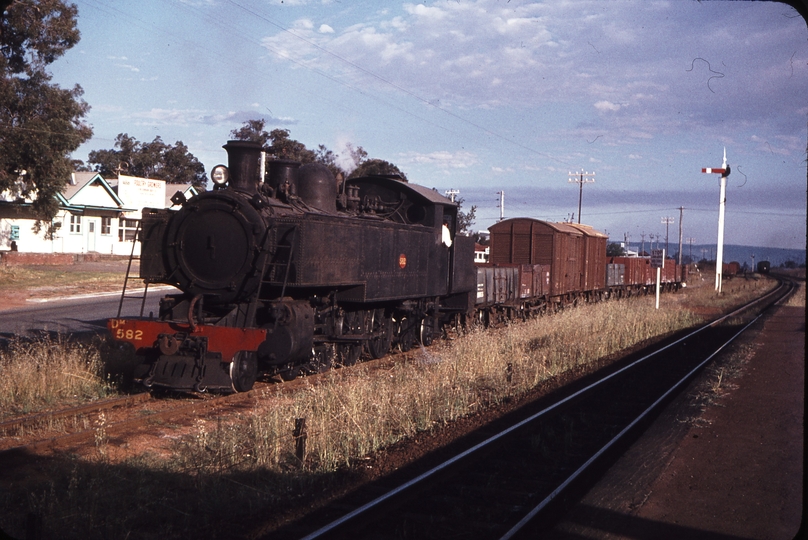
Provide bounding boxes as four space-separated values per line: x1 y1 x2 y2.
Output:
116 175 165 218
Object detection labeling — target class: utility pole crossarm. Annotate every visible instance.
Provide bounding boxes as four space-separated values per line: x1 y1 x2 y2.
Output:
567 170 595 224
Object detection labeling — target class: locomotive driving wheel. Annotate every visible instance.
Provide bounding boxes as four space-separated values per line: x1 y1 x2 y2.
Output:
230 351 258 392
397 316 416 352
366 308 392 359
337 343 362 367
419 316 435 346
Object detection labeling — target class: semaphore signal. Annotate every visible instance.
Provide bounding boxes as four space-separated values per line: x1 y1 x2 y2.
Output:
702 148 731 294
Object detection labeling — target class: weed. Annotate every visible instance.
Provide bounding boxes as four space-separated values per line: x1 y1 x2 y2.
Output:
0 334 112 420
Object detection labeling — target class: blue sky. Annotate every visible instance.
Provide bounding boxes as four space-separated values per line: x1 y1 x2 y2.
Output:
50 0 807 250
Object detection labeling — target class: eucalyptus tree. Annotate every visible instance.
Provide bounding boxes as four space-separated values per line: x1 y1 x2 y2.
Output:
0 0 92 222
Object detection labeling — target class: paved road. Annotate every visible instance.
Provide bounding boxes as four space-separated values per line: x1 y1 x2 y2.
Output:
0 287 174 339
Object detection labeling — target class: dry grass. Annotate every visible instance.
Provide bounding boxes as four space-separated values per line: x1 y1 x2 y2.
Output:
0 335 113 420
0 272 785 539
169 289 715 475
166 274 779 478
0 265 127 295
784 281 805 307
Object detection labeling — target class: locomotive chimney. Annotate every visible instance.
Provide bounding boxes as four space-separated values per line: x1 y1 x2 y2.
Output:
223 140 262 194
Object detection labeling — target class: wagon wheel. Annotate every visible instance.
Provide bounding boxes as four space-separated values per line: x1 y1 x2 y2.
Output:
477 309 490 328
230 351 258 393
366 309 392 359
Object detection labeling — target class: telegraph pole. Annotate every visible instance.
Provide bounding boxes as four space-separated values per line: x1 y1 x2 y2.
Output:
567 170 595 224
496 191 505 221
661 217 674 256
444 189 460 203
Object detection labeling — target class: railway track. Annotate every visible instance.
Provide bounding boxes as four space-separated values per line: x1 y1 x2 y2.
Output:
273 278 793 540
0 380 283 456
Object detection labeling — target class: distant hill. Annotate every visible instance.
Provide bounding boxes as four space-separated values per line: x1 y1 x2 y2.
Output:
628 243 806 268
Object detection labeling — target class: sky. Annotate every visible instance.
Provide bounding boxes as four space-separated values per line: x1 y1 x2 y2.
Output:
49 0 807 251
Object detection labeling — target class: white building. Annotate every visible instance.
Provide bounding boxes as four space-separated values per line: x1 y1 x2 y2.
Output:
0 172 198 256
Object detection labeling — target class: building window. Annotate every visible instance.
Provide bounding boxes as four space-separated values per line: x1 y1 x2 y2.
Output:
118 218 139 242
70 215 81 233
101 217 112 235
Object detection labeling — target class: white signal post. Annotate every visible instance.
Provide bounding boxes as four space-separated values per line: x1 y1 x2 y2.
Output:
701 148 731 294
651 249 665 309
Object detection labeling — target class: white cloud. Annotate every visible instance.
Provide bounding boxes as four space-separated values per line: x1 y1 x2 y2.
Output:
399 150 478 169
319 24 334 34
594 100 621 112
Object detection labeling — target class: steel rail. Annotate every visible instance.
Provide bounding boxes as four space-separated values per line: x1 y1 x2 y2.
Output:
299 279 789 540
0 392 152 437
500 301 777 539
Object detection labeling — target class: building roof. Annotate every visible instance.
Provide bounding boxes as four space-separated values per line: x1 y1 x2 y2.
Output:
165 184 200 208
58 173 135 214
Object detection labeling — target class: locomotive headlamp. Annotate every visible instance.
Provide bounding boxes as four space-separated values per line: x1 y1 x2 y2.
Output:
211 164 230 186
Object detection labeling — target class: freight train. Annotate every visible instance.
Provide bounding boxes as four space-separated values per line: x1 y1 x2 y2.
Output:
108 140 685 393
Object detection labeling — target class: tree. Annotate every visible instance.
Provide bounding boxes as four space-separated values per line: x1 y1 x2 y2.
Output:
266 128 316 163
455 197 476 235
162 141 206 187
229 118 271 146
229 120 317 163
0 0 92 220
88 134 207 188
344 142 367 172
314 143 342 179
230 119 409 183
348 158 407 181
606 242 625 257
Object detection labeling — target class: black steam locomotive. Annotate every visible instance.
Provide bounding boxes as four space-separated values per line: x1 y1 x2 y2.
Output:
108 141 476 392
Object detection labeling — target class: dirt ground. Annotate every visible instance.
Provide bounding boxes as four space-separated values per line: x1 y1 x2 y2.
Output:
546 302 805 540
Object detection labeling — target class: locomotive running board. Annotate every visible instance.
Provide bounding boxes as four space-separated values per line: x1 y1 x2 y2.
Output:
108 319 266 364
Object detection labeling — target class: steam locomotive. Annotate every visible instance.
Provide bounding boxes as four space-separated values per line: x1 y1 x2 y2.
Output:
108 140 685 393
108 140 476 392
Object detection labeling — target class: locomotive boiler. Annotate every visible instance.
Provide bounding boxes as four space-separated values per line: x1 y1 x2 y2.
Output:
108 140 476 392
